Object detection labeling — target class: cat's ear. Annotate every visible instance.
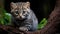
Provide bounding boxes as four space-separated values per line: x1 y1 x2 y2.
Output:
25 2 30 8
10 2 17 9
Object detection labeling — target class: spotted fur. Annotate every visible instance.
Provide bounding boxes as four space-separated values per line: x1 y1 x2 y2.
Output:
10 2 38 31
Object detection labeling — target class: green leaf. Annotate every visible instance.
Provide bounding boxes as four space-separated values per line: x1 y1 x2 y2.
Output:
38 18 47 30
4 13 12 25
0 8 11 25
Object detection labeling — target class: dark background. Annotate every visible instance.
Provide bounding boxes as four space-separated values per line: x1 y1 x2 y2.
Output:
4 0 56 23
3 0 60 33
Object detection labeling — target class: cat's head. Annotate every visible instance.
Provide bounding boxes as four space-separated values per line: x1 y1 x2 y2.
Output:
10 2 30 20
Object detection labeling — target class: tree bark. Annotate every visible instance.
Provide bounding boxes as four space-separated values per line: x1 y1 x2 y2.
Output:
0 25 26 34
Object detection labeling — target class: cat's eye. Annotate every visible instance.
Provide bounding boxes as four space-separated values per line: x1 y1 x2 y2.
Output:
16 11 18 13
15 11 19 15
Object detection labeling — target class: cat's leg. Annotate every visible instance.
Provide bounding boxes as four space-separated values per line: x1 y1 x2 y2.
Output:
19 27 28 32
30 18 38 31
33 21 38 31
19 19 32 31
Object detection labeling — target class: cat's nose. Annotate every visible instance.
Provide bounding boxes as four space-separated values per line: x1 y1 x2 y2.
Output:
20 16 22 19
19 13 22 16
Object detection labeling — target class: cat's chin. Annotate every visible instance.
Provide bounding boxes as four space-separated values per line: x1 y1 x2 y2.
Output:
16 18 26 21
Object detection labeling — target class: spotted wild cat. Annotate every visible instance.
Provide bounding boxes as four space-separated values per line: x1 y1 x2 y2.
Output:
10 2 38 31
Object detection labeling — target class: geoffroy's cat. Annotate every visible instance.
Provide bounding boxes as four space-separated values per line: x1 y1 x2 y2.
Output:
10 2 38 31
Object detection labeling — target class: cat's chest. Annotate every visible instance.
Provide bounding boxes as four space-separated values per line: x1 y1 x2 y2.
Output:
16 20 24 23
15 20 26 26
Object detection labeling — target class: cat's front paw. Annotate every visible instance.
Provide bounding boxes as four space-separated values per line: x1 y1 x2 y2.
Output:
19 27 28 32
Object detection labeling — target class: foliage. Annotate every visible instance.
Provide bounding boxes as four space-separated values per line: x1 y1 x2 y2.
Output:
38 18 47 30
0 8 11 25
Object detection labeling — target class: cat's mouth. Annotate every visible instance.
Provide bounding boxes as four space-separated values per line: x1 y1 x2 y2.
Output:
16 18 26 21
15 17 26 20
